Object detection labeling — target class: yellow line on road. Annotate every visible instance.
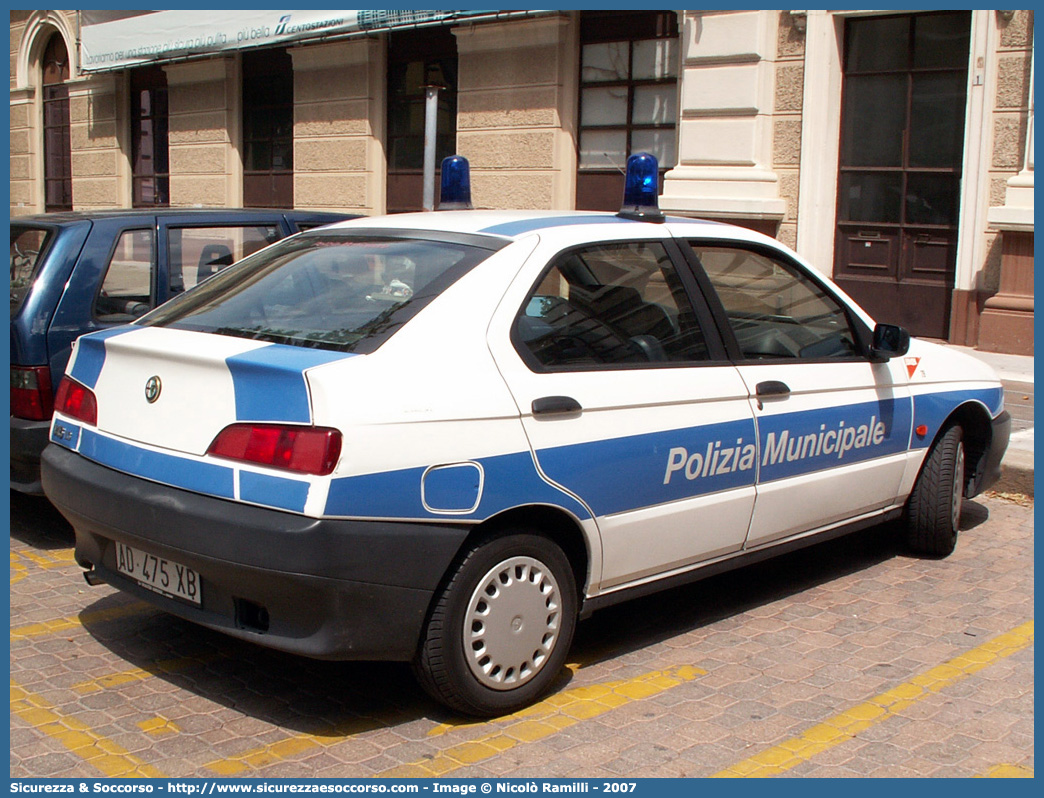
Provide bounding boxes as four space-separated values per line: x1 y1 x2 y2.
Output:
11 552 28 584
205 664 704 777
72 652 222 694
10 601 155 640
977 764 1034 778
11 681 167 778
18 547 77 568
713 620 1034 778
379 665 706 778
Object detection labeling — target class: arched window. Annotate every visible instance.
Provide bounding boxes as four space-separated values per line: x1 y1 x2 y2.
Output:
42 33 72 211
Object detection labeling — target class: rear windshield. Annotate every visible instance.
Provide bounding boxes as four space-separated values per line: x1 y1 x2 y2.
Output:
142 232 496 353
10 225 54 314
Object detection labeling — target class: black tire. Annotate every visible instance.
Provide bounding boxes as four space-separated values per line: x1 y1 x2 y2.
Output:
905 425 965 556
413 530 578 717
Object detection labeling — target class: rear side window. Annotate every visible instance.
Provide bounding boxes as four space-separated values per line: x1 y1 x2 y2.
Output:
10 226 54 314
168 224 282 293
94 228 156 322
515 241 711 369
143 233 495 352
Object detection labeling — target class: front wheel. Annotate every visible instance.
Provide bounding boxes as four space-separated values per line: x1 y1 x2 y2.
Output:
905 425 965 556
414 531 578 717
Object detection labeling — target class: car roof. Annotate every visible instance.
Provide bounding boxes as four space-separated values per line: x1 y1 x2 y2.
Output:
11 208 350 225
322 210 736 242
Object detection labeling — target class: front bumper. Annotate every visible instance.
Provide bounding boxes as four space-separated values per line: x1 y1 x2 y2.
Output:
11 416 51 494
41 444 471 660
972 410 1011 496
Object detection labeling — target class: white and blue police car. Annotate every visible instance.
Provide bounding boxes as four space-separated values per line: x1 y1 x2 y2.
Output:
42 154 1010 716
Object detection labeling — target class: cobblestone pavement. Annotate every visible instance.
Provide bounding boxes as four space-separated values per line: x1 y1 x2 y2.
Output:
10 489 1033 779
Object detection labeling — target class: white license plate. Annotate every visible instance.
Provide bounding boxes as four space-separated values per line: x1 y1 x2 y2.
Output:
115 541 201 605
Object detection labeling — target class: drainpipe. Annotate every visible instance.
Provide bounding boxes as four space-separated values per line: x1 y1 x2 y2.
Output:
422 85 440 211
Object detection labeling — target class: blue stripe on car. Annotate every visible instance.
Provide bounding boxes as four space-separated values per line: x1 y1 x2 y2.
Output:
325 451 593 522
479 214 720 237
226 345 353 423
911 387 1004 449
756 397 912 483
240 470 310 513
68 327 137 389
535 418 758 517
480 216 642 237
78 429 235 499
50 386 1001 521
50 420 81 449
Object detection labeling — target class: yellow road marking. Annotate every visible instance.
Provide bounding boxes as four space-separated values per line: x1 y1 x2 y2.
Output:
138 717 181 737
379 665 706 778
11 681 167 778
11 552 28 584
18 547 77 568
10 601 155 641
73 653 222 694
713 621 1034 778
205 664 704 777
977 764 1034 778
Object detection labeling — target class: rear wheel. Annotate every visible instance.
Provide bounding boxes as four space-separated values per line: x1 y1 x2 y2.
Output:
905 425 965 556
414 531 578 717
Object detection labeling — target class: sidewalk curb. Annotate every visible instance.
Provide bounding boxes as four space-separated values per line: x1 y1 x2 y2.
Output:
993 455 1034 498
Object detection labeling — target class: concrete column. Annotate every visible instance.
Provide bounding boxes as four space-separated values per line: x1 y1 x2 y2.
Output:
10 87 36 214
981 11 1035 355
454 14 577 210
67 72 126 209
660 10 786 232
291 37 385 215
164 58 239 207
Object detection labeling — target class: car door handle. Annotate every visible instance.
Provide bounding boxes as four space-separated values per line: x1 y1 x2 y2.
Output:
532 396 583 417
755 380 790 409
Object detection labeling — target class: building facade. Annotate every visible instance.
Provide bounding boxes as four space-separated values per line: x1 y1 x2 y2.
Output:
10 9 1034 353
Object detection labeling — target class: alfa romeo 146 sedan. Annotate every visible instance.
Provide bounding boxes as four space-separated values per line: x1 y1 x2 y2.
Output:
42 155 1009 716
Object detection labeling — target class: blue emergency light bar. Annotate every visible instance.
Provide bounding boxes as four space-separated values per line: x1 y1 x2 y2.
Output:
618 152 664 222
439 155 473 210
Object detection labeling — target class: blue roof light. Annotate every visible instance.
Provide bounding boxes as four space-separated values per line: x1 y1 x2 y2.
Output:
439 155 473 210
618 152 664 222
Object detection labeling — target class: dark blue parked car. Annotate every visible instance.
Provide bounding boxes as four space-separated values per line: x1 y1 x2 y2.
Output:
11 208 353 493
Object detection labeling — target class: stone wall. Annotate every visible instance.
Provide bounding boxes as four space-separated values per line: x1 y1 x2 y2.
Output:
165 60 238 207
292 38 383 214
772 12 805 249
455 15 576 210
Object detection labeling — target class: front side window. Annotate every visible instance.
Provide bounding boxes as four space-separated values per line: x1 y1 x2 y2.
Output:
95 229 155 321
168 224 282 294
10 226 54 314
515 242 710 369
144 234 496 353
692 245 861 361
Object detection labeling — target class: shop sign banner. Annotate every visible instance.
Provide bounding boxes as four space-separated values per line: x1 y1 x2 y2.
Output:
79 9 499 71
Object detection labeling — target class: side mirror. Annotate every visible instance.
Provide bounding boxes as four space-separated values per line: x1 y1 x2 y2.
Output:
870 323 910 360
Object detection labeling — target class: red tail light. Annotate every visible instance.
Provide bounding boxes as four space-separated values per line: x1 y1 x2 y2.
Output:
11 366 54 421
53 377 98 426
207 424 342 476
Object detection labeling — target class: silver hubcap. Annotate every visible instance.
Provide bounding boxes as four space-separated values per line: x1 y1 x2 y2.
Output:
464 555 562 691
951 443 965 531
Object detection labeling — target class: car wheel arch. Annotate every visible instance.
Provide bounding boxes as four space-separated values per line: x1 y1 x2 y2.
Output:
931 400 993 497
429 504 592 622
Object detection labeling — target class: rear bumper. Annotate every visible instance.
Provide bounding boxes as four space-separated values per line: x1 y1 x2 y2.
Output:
10 416 51 494
41 444 470 661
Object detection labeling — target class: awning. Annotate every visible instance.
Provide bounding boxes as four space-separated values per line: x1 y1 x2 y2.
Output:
79 9 548 73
